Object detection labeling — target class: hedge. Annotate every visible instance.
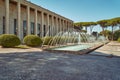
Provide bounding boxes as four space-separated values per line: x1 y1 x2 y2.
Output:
0 34 21 47
23 35 42 47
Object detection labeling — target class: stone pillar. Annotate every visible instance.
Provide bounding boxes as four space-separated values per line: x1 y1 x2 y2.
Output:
49 16 52 36
41 12 44 37
57 18 60 32
35 9 38 36
47 14 49 36
64 21 66 33
65 21 67 31
71 22 73 27
67 21 69 30
63 20 65 31
27 6 30 35
70 22 72 28
59 18 61 32
56 17 58 33
67 21 68 31
68 22 70 28
51 16 54 36
68 22 70 33
17 1 21 39
5 0 9 34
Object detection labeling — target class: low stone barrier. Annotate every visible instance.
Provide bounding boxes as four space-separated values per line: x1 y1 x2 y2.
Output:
44 44 104 55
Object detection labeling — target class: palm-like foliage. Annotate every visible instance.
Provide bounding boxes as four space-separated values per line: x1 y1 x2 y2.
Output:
74 22 97 34
74 17 120 40
82 22 97 34
99 30 112 40
97 17 120 40
112 17 120 29
97 20 108 31
74 22 84 30
107 19 119 40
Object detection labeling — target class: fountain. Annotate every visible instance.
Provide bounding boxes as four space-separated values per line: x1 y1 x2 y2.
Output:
41 27 108 53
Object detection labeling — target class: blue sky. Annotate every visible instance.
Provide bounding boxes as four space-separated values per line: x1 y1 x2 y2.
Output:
29 0 120 33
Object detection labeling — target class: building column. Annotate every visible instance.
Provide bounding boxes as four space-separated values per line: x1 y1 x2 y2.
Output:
59 18 61 32
70 22 71 28
67 21 69 30
17 1 21 39
47 14 49 36
70 22 72 28
58 18 60 32
63 20 65 31
27 6 30 35
51 16 54 36
72 22 74 27
68 22 70 32
41 12 44 37
65 21 67 31
49 16 52 36
35 9 38 36
68 22 70 30
56 17 58 33
71 22 73 27
5 0 9 34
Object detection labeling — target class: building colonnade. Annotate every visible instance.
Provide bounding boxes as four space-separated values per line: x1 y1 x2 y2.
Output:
1 0 73 39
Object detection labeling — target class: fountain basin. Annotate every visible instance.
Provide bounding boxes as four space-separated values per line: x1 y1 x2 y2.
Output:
52 44 92 51
44 43 105 55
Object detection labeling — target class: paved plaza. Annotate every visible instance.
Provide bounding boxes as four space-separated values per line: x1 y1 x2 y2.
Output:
0 42 120 80
90 41 120 57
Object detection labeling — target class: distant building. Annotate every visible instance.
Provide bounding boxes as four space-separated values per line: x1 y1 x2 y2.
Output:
0 0 73 39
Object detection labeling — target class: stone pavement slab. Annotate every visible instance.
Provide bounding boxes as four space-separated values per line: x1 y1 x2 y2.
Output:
90 41 120 57
0 47 43 53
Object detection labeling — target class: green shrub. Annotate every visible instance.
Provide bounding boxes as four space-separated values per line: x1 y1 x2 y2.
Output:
23 35 42 47
0 34 21 48
113 30 120 40
118 37 120 42
42 36 53 45
99 30 112 40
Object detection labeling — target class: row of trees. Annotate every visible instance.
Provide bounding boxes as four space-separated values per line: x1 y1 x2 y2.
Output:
74 22 97 34
74 17 120 40
99 30 120 40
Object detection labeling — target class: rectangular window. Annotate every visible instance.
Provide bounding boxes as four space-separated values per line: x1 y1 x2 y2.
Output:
14 19 17 35
23 20 27 37
37 23 40 36
3 16 5 34
43 25 46 37
49 26 50 36
31 22 35 34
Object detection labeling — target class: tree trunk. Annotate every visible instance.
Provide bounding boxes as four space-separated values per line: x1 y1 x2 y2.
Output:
85 27 87 31
90 26 94 35
102 27 105 36
106 36 109 41
111 26 114 41
102 27 104 31
105 27 107 30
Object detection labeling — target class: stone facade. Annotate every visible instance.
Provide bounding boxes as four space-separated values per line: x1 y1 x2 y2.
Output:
0 0 73 39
